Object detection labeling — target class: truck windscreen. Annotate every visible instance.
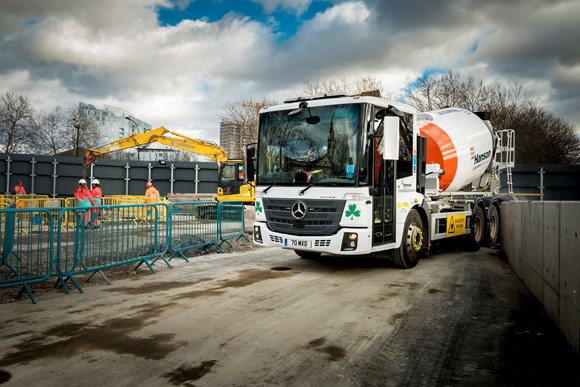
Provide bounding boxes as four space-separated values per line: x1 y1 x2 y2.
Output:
257 104 360 186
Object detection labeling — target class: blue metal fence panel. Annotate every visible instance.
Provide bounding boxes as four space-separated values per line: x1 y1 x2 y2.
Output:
56 203 165 293
1 200 249 303
0 206 54 303
168 201 220 261
218 201 249 249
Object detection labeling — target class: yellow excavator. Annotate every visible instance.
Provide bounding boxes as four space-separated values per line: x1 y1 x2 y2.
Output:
84 126 254 203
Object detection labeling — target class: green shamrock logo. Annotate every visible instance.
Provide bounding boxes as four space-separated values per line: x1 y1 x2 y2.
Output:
345 203 360 220
255 201 263 215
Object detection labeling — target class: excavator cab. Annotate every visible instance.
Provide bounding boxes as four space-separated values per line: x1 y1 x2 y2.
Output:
216 144 256 204
218 161 246 195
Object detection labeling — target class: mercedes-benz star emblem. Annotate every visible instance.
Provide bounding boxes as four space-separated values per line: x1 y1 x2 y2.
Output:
291 201 307 219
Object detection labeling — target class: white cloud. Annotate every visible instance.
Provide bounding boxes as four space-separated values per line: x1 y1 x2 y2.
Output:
252 0 313 15
1 0 579 145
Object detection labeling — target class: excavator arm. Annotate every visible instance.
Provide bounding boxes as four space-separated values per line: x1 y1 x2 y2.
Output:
85 126 229 166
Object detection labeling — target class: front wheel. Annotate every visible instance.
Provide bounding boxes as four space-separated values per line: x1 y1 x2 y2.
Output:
391 209 423 269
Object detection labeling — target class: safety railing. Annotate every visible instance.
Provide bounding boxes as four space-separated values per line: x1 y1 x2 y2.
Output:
1 205 54 303
56 203 167 294
167 201 220 262
219 201 250 248
0 200 248 303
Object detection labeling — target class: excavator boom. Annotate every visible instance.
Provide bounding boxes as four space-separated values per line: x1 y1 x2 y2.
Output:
84 125 255 204
85 126 228 166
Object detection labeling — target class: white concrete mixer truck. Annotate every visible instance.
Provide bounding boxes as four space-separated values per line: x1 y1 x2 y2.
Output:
251 94 515 268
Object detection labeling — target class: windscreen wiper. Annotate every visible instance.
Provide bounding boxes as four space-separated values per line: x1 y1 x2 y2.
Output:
298 184 313 196
263 185 274 194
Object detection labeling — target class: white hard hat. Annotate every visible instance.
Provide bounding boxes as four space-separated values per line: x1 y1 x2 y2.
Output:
146 181 153 187
92 179 100 185
78 179 87 185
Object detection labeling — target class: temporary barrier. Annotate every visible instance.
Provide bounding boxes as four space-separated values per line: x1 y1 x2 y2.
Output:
0 200 248 303
0 205 54 303
167 201 220 262
56 203 166 293
219 201 249 249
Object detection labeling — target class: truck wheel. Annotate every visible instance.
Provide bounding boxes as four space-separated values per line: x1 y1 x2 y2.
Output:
391 209 423 269
295 250 321 259
466 206 485 251
488 204 500 245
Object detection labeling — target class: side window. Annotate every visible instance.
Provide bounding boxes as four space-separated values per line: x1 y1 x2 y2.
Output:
397 113 414 178
359 119 371 186
222 165 235 181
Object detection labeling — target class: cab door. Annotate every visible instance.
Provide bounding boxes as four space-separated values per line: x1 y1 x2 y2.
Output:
371 135 396 245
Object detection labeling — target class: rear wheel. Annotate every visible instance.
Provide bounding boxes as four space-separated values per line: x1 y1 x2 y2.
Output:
466 206 485 251
295 250 321 259
488 204 500 245
391 209 423 269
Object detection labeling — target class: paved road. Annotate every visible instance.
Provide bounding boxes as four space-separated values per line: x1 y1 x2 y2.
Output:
0 245 578 386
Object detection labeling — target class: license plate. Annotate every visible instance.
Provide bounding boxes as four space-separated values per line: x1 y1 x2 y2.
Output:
284 238 312 248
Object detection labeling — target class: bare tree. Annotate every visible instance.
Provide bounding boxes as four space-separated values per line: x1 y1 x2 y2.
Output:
64 105 100 157
302 75 391 98
221 97 278 157
0 92 34 153
31 106 69 155
405 70 580 164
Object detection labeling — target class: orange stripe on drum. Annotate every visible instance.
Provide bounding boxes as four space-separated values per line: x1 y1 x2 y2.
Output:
420 122 458 191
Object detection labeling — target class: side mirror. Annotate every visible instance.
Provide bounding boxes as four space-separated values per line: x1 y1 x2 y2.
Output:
382 116 400 161
246 145 255 159
246 146 255 180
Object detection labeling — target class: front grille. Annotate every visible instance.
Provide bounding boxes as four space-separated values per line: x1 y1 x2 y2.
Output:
263 198 346 236
314 240 331 247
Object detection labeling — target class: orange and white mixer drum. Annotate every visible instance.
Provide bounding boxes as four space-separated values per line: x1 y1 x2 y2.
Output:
418 108 494 192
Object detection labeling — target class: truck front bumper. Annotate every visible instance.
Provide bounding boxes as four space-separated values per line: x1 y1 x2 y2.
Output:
252 222 373 255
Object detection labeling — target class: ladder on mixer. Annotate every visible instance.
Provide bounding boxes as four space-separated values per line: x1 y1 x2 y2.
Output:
495 129 515 196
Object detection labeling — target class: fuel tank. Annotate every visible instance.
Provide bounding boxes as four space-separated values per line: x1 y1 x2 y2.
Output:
417 108 494 192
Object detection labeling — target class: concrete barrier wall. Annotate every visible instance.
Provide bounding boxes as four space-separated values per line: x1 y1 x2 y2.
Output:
501 201 580 354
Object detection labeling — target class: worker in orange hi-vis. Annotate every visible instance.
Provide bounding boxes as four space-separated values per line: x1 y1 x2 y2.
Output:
144 181 160 219
90 179 103 227
74 179 95 228
144 181 160 203
14 180 26 195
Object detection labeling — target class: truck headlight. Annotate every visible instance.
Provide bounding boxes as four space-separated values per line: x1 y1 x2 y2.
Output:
254 226 262 243
341 232 358 251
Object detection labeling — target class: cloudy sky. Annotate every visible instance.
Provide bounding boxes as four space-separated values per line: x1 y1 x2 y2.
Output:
1 0 579 145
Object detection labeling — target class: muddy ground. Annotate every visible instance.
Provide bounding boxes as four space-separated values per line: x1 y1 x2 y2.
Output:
0 244 578 386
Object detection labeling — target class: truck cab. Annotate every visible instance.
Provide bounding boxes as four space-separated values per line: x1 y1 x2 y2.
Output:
252 94 514 268
252 95 427 265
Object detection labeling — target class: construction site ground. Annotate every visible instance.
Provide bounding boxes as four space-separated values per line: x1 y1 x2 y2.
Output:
0 241 579 386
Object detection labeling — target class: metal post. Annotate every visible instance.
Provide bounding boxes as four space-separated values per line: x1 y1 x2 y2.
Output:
195 164 199 194
170 163 175 194
90 164 94 184
30 157 37 194
5 156 11 194
147 162 152 182
125 162 130 195
539 167 545 201
52 158 58 198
